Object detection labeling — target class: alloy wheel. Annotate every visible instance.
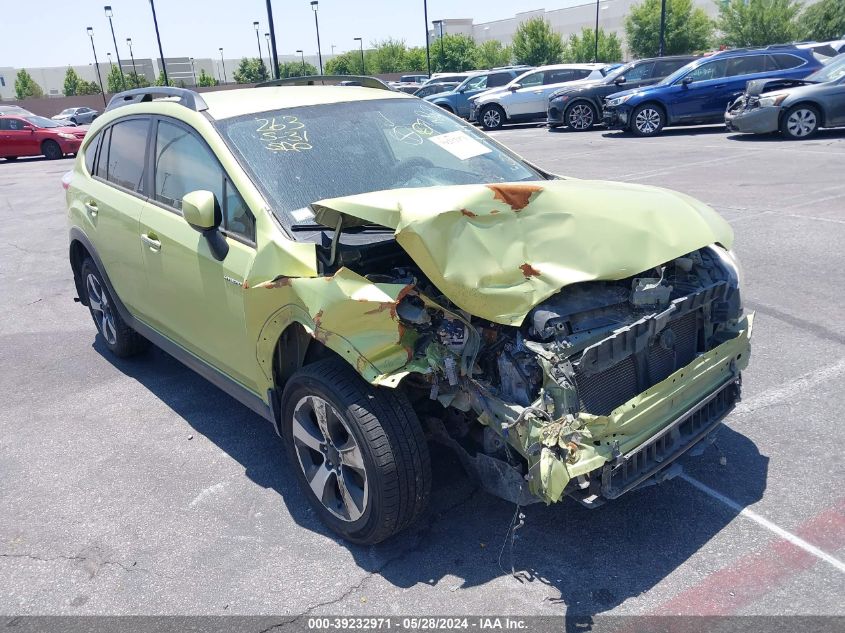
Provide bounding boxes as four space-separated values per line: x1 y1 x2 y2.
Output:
86 273 117 345
786 108 817 138
482 107 502 129
635 107 662 134
568 104 594 130
291 395 369 522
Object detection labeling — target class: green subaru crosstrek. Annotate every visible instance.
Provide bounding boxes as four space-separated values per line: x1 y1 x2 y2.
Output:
66 82 752 544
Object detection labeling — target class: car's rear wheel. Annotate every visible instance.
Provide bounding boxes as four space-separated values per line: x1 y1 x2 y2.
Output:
781 104 819 140
630 104 665 137
42 140 63 160
80 258 149 357
479 104 505 130
281 358 431 544
565 101 597 131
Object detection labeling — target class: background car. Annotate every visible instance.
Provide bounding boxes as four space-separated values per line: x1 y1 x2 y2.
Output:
725 52 845 139
547 55 697 131
425 68 531 118
0 114 86 161
52 107 98 125
0 105 35 117
424 72 475 85
399 74 428 84
603 45 824 136
412 81 460 99
470 63 616 130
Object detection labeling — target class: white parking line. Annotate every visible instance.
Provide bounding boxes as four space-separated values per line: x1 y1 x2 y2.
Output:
679 473 845 574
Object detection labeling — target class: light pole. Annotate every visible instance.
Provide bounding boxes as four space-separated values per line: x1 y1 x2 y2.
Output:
353 37 364 75
310 1 323 74
433 20 444 72
266 0 280 79
594 0 600 62
265 33 273 73
296 49 305 76
149 0 169 85
219 48 227 83
253 21 265 73
107 52 114 71
104 6 126 90
86 27 107 106
658 0 667 57
423 0 432 77
126 37 138 86
189 57 197 85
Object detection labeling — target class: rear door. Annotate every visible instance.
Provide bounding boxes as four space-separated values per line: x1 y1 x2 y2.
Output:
138 117 257 387
0 118 24 156
86 117 150 312
721 54 776 111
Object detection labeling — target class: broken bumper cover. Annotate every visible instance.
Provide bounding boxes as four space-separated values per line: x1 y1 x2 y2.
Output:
724 105 781 134
602 105 629 129
488 313 753 505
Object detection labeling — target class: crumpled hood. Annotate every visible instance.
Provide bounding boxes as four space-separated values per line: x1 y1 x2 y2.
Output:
745 77 814 97
311 180 733 326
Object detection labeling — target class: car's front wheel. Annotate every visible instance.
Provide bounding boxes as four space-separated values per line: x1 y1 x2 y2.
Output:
630 104 665 137
565 101 597 131
781 104 819 140
42 140 63 160
4 156 18 161
281 358 431 544
81 258 149 357
479 104 505 130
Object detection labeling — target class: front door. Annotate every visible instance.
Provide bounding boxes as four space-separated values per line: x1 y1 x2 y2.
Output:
138 117 258 389
505 71 547 117
666 59 728 122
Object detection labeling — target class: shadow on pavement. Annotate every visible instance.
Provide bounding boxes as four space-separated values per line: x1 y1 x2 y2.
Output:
97 340 768 617
601 125 728 139
727 128 845 143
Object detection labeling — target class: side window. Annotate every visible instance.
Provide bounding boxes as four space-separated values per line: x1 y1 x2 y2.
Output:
544 69 574 84
772 53 805 70
154 120 255 242
488 73 512 88
518 72 543 88
726 55 768 77
84 134 100 174
464 75 488 90
684 60 727 83
0 119 9 131
5 118 26 131
625 62 654 81
95 127 111 180
653 59 687 78
574 69 593 80
106 119 149 193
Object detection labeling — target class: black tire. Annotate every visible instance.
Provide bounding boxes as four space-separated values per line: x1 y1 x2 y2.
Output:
630 103 665 137
436 104 455 114
70 117 79 125
4 156 18 161
80 258 149 358
479 104 506 130
780 104 820 140
281 358 431 544
42 140 63 160
565 101 598 131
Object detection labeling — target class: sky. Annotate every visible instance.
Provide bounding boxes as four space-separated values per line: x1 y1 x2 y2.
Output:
0 0 583 69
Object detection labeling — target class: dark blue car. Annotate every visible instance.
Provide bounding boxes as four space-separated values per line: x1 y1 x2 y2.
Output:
603 46 824 136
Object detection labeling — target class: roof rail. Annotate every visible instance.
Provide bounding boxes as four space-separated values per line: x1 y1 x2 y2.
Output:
257 75 393 91
106 87 208 112
710 43 798 57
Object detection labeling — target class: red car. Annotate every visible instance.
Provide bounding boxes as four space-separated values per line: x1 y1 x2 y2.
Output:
0 114 86 161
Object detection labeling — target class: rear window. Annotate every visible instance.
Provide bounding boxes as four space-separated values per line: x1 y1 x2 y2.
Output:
772 53 806 70
726 54 770 77
104 119 149 193
488 72 512 88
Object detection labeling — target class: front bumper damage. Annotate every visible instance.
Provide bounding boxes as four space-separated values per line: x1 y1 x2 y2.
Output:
602 105 629 129
725 98 781 134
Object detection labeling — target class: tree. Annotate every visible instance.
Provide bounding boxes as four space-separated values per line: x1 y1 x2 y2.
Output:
625 0 713 57
154 71 174 87
106 65 130 92
369 38 410 73
127 71 150 88
233 57 269 83
63 68 80 96
279 61 319 78
325 50 363 75
716 0 801 47
564 28 623 63
196 69 217 87
404 47 427 73
77 80 102 95
14 69 43 99
474 40 512 69
798 0 845 41
431 34 478 72
511 17 564 66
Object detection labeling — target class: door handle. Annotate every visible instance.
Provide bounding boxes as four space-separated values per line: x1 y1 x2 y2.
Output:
84 201 98 217
140 233 161 251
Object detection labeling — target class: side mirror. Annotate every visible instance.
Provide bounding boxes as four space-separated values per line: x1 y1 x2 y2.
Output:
22 124 34 131
182 190 219 231
458 88 466 93
509 83 521 91
614 76 626 85
682 76 694 86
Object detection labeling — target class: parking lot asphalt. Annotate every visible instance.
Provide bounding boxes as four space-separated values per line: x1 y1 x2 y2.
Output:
1 123 844 620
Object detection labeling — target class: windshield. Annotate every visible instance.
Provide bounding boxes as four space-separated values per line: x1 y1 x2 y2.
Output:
658 58 700 86
602 62 635 83
807 54 845 83
25 116 62 128
58 109 75 116
216 98 541 230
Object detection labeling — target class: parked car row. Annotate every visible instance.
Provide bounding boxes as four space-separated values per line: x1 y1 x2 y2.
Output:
0 113 87 160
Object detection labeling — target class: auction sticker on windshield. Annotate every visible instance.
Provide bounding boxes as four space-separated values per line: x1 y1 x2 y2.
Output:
429 131 492 160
